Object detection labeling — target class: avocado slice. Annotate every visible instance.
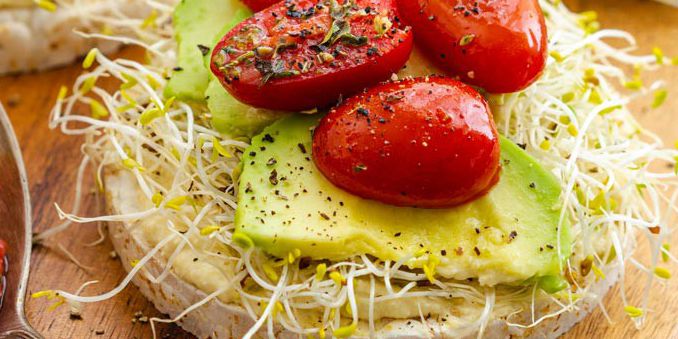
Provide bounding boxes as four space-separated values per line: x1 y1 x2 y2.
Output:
164 0 250 102
206 80 290 137
235 115 571 287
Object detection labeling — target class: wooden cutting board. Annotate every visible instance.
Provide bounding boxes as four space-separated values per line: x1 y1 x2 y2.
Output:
0 0 676 338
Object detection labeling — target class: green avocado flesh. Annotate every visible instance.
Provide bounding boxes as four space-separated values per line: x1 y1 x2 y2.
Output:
234 116 572 287
206 75 291 137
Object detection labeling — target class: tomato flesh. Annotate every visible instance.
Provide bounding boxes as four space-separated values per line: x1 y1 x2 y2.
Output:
242 0 279 12
211 0 413 111
397 0 547 93
313 77 501 208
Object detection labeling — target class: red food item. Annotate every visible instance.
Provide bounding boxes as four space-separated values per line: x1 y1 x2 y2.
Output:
0 239 6 278
211 0 413 111
312 76 501 208
242 0 279 12
397 0 547 93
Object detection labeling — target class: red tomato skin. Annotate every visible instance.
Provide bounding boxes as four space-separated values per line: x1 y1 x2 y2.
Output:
211 0 413 111
0 239 6 275
313 77 501 208
242 0 279 12
397 0 547 93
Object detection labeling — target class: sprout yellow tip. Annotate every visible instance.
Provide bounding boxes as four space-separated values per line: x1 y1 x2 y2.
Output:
31 290 56 299
652 89 668 109
36 0 57 12
654 267 671 279
315 263 327 282
57 86 68 101
232 233 254 249
82 48 98 69
329 271 346 286
624 305 643 318
90 100 109 120
332 323 357 338
200 225 221 236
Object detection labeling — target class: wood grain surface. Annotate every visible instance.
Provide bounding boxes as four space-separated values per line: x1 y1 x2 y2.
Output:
0 0 676 338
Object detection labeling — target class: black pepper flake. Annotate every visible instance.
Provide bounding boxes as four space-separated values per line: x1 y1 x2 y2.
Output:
474 228 480 234
473 247 481 256
269 169 279 185
546 244 555 250
357 107 370 117
319 212 330 220
394 232 402 237
197 44 210 56
297 143 307 154
517 143 527 150
298 256 312 269
300 29 312 38
173 66 184 72
95 330 105 335
267 157 277 166
441 249 447 256
261 133 277 143
286 8 302 18
508 231 518 243
249 151 257 157
529 182 536 189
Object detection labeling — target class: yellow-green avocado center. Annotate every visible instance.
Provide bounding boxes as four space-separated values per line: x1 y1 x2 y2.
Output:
235 115 571 286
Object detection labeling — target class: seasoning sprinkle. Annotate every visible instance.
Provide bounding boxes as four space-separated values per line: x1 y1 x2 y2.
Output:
269 169 279 185
197 44 211 56
459 34 476 46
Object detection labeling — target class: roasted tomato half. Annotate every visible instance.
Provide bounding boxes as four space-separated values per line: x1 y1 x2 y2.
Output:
242 0 279 12
211 0 413 111
313 76 501 208
397 0 547 93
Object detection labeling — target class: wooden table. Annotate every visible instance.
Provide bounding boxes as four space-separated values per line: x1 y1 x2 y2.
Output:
0 0 676 338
